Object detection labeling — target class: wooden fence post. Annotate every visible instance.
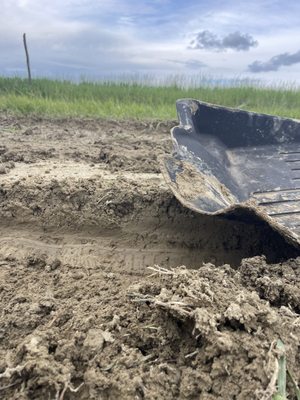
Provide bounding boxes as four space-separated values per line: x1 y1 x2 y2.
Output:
23 33 32 83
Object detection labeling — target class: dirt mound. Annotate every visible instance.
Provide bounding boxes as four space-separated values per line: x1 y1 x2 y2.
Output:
1 255 300 399
0 114 299 399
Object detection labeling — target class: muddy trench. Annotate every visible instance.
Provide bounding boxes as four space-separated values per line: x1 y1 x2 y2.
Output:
0 164 297 271
0 115 299 400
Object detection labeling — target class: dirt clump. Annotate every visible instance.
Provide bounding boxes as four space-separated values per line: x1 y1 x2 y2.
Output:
239 256 300 311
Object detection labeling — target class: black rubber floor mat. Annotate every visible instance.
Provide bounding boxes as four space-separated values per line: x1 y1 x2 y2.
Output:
161 99 300 249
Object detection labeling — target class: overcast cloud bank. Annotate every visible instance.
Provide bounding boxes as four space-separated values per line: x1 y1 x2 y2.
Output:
1 0 300 82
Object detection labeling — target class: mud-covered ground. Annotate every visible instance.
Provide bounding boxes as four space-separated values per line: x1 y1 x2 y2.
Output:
0 114 299 399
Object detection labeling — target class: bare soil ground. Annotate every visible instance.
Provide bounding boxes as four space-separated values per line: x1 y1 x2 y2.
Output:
0 115 299 399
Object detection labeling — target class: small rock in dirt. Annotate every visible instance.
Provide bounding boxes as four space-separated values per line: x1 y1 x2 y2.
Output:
101 330 114 343
22 128 35 136
5 255 16 262
2 161 15 170
29 302 42 314
14 296 27 303
0 328 5 340
54 310 73 327
72 271 85 280
39 300 55 313
108 314 121 330
83 329 105 353
29 300 55 315
83 329 114 354
26 255 47 268
104 272 115 280
0 164 7 174
13 122 22 129
2 151 24 162
0 146 7 155
50 259 61 270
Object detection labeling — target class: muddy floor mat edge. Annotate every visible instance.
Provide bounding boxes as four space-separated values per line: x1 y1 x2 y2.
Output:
162 99 300 250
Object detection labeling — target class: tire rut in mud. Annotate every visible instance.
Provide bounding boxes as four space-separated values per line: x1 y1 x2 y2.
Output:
0 173 298 273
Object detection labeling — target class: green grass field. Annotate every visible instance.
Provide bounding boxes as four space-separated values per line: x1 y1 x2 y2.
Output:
0 76 300 119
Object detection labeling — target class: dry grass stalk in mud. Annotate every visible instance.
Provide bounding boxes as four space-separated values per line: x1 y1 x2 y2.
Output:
0 365 27 392
128 265 195 318
55 378 84 400
260 340 286 400
128 291 193 318
0 364 28 392
0 364 84 399
0 382 20 391
0 364 28 379
147 264 177 276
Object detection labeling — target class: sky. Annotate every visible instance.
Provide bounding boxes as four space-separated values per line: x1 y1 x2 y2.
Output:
1 0 300 83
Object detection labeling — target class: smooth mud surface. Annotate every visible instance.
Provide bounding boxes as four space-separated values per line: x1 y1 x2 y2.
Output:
0 115 299 399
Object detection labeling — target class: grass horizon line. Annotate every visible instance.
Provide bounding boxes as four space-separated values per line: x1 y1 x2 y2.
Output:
0 75 299 120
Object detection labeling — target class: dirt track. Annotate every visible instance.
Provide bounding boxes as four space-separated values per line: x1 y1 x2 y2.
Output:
0 115 300 399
